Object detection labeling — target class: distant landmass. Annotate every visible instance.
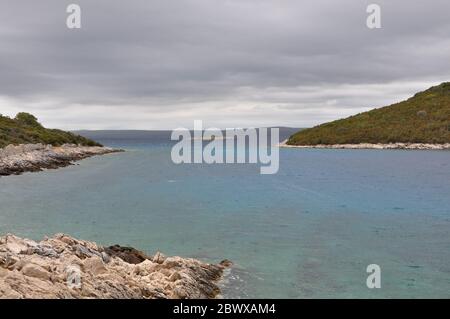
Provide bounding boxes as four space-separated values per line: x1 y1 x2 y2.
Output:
76 127 301 144
287 83 450 146
0 113 100 148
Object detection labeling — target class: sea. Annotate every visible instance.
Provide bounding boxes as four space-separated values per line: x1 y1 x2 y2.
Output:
0 129 449 298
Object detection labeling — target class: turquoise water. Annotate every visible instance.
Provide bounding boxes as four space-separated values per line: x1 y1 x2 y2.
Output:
0 134 449 298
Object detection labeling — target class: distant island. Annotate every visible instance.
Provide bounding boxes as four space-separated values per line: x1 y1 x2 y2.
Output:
0 113 121 176
285 83 450 149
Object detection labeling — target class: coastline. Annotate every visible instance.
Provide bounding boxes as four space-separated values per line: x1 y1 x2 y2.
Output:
0 144 124 176
0 234 231 299
0 145 232 299
278 140 450 150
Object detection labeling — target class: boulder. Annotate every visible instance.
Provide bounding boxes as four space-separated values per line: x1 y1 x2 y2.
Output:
153 251 166 264
104 245 152 264
21 263 51 281
82 257 107 276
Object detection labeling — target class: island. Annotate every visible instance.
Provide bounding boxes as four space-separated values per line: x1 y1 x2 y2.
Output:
284 82 450 149
0 113 122 176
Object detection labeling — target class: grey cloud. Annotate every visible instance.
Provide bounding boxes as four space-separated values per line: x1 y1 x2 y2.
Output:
0 0 449 129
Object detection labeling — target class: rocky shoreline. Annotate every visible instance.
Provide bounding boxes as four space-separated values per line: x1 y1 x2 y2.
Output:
0 144 123 176
279 140 450 150
0 234 231 299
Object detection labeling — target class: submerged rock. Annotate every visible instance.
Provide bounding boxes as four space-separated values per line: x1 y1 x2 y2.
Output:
0 234 230 299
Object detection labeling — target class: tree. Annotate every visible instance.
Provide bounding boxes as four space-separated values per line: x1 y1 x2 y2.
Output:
15 112 42 127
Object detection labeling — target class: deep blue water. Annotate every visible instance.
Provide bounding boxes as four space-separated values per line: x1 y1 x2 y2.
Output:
0 131 449 298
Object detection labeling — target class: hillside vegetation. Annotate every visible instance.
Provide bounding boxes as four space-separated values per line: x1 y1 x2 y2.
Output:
287 83 450 145
0 113 101 148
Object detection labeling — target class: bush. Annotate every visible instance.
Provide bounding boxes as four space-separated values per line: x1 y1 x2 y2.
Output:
0 113 102 148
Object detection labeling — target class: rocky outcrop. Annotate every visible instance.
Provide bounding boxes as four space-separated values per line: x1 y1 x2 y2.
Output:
0 234 230 299
0 144 123 176
279 140 450 150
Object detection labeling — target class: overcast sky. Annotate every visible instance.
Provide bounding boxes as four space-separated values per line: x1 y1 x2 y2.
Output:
0 0 449 130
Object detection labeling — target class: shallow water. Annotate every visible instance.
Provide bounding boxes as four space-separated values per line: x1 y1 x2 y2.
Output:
1 133 449 298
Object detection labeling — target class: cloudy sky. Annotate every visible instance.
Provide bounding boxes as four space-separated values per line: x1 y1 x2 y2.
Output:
0 0 449 130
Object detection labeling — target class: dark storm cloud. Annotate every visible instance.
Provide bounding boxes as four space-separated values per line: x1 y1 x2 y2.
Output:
0 0 449 129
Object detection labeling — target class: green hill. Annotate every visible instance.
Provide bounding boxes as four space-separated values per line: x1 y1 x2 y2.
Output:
287 82 450 145
0 113 101 148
